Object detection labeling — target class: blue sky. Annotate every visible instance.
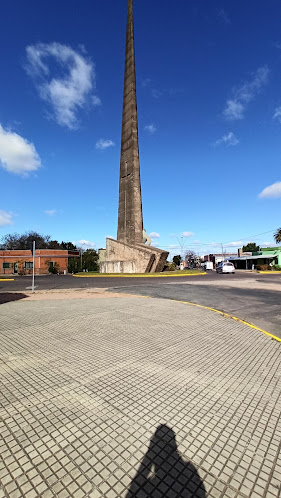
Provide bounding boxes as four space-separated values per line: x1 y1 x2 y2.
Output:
1 0 281 258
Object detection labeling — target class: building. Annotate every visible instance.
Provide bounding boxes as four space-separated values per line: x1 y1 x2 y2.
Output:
229 247 281 270
0 249 80 275
204 253 237 265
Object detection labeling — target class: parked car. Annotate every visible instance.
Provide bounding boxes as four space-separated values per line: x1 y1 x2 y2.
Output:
216 262 235 274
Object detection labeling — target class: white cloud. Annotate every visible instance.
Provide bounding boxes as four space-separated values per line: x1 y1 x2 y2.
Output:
92 96 102 107
142 78 151 88
273 106 281 123
151 89 162 99
223 100 244 120
144 124 156 134
25 42 99 129
0 210 13 226
44 209 56 216
149 232 160 238
0 124 41 175
78 239 96 248
181 232 194 237
214 131 239 147
96 139 115 150
258 181 281 199
223 66 269 120
217 8 231 25
224 241 243 247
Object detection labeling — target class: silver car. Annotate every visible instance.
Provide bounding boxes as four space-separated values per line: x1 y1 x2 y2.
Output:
216 262 235 274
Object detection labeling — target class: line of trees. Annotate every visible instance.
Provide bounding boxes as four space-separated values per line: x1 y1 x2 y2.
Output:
0 231 77 251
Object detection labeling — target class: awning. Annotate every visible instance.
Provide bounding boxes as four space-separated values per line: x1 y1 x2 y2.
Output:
228 255 277 261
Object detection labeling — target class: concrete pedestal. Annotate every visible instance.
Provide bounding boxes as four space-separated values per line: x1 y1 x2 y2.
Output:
99 238 168 274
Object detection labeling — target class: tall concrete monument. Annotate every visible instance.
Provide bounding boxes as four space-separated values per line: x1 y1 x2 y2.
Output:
100 0 168 273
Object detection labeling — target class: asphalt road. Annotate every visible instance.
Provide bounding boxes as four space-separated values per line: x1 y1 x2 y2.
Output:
1 272 281 338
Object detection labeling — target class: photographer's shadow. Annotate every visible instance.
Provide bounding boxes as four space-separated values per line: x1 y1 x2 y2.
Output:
126 424 206 497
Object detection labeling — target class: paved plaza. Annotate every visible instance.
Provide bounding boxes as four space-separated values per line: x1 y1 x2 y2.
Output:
0 293 280 497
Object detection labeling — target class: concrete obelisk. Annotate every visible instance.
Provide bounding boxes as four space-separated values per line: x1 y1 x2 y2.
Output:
99 0 169 273
117 0 143 245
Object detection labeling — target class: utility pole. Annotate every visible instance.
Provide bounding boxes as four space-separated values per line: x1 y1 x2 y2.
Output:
221 243 224 262
32 241 35 293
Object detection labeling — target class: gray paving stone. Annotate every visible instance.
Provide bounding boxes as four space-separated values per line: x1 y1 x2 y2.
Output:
0 296 281 497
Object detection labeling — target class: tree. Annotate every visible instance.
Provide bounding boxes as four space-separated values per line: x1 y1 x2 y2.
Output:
47 240 62 249
185 250 197 266
61 241 77 250
0 231 78 251
82 249 99 271
172 255 181 266
0 231 51 250
68 258 81 274
242 242 260 253
274 228 281 244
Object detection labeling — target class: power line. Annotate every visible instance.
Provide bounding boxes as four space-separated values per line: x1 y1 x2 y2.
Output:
159 227 278 251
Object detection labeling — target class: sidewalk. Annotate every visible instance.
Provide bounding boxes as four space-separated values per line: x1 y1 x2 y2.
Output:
0 294 280 497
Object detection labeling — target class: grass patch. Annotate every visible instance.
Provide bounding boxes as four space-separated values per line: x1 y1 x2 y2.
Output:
73 270 205 278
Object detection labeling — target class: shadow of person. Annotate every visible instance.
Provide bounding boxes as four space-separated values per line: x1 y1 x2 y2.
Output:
126 424 206 498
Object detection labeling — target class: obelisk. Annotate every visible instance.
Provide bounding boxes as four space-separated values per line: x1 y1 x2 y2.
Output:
117 0 143 245
99 0 169 273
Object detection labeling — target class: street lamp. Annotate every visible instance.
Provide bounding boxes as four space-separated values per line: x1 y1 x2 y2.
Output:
171 235 186 260
80 243 85 270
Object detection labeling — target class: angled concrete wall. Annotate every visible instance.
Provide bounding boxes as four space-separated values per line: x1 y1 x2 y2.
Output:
99 238 168 274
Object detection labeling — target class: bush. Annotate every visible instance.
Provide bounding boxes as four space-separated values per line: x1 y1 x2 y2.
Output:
257 264 271 271
272 265 281 271
68 258 81 274
164 262 177 272
46 260 60 274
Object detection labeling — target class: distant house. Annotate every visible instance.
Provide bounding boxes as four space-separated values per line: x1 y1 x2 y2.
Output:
0 249 80 275
204 253 237 265
229 247 281 269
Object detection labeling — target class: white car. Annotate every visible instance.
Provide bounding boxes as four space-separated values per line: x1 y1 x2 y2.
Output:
216 262 235 274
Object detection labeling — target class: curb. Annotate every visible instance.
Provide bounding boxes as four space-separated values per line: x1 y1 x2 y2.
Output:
73 273 207 279
258 271 281 274
0 278 14 282
170 299 281 343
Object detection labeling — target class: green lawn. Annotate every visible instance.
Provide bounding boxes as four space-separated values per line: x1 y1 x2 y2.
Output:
74 270 205 278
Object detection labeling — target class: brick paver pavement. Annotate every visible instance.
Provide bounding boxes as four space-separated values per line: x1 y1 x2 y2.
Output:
0 296 280 497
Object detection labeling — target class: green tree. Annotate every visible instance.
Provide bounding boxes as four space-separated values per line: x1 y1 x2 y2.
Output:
68 258 81 274
82 249 99 271
172 255 181 266
242 242 260 252
61 241 77 250
47 240 62 249
274 228 281 244
0 231 79 251
0 231 51 250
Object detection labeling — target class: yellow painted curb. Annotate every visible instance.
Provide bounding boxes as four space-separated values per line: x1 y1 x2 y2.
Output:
0 278 14 281
258 271 281 274
170 299 281 343
73 273 207 278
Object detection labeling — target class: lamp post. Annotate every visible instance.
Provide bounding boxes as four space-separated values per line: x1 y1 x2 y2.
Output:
172 235 186 261
80 243 86 271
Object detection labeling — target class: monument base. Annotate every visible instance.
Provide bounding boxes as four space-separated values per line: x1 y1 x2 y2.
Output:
99 238 169 274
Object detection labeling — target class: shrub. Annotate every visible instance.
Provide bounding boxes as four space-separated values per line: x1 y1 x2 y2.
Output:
164 262 177 272
257 264 271 271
